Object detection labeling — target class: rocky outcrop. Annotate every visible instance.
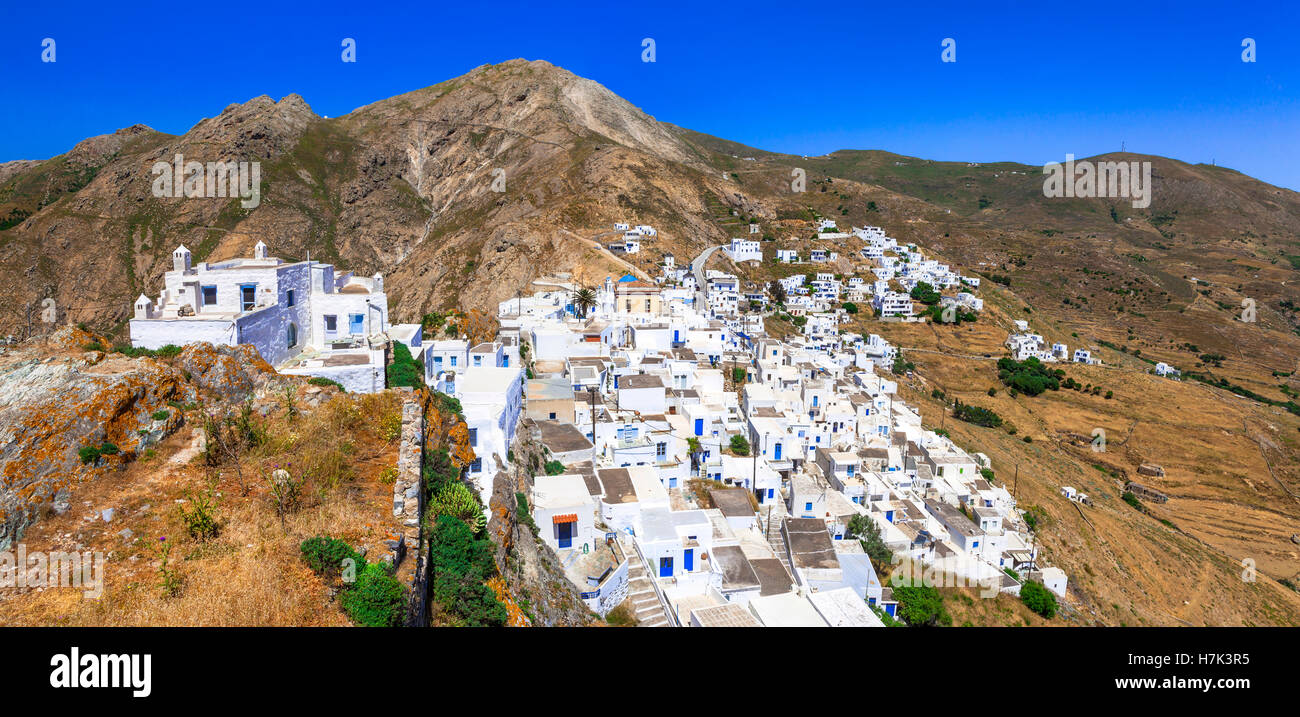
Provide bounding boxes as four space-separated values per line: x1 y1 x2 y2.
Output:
0 330 276 549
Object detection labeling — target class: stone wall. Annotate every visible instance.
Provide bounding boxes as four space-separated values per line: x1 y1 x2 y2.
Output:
387 391 427 625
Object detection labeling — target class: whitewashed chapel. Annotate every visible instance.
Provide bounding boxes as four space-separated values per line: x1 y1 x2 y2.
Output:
130 241 401 392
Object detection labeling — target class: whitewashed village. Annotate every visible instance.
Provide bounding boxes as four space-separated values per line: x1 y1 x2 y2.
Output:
126 221 1070 628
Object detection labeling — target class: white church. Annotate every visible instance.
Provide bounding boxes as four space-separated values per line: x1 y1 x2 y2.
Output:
129 241 422 392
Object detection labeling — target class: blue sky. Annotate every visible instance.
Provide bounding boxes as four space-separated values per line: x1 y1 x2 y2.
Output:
3 0 1298 188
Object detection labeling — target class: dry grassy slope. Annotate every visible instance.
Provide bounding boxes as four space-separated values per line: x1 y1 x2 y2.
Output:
865 316 1300 626
0 367 406 626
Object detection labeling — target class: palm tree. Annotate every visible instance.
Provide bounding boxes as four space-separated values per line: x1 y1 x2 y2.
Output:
574 287 597 318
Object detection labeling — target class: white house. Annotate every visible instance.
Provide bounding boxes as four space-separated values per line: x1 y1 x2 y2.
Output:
725 237 763 263
532 474 598 553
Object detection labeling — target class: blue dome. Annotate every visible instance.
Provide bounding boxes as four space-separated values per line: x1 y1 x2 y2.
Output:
618 274 638 282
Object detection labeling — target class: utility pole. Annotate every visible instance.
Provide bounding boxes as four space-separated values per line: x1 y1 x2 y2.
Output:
588 386 599 465
1013 462 1020 499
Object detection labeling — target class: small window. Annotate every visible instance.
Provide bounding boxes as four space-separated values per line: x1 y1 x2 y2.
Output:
468 428 478 447
804 502 813 511
548 412 557 420
324 315 337 332
286 323 298 348
286 289 296 307
201 286 217 306
450 356 458 366
470 458 482 473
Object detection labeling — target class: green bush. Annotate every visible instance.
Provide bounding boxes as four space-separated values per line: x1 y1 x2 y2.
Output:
729 434 750 456
386 342 423 388
909 281 941 305
1020 580 1058 618
300 536 364 577
892 584 952 627
178 489 220 541
544 460 566 476
429 515 506 627
114 344 182 359
952 400 1003 428
516 492 539 535
151 410 170 421
996 357 1063 396
78 445 102 464
98 441 119 455
307 377 346 392
339 563 405 627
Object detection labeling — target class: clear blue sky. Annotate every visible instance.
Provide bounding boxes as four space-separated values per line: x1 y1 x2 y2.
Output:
3 0 1298 189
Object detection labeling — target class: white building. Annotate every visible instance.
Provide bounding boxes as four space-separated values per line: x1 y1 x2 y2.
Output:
725 237 763 263
130 242 394 392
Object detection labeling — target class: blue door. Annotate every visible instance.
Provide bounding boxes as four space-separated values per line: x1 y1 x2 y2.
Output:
557 522 573 549
349 313 364 334
684 549 694 572
659 557 673 577
694 418 703 436
774 443 782 460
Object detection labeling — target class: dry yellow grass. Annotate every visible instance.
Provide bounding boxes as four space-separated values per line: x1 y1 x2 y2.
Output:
869 319 1300 625
0 386 404 626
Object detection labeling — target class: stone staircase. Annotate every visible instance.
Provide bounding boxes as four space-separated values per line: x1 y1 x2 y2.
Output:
623 541 671 627
759 500 793 575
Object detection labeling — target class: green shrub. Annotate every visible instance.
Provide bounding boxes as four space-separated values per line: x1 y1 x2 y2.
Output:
431 480 483 528
910 281 941 305
98 441 119 455
340 562 406 627
544 460 566 476
300 536 364 578
386 342 423 388
78 445 102 464
996 357 1063 396
178 489 220 541
952 400 1003 428
729 434 750 456
892 584 952 627
307 376 346 392
429 515 507 627
1020 580 1058 618
151 410 170 421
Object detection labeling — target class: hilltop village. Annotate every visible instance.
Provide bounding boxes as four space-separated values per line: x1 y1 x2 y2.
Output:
125 222 1069 627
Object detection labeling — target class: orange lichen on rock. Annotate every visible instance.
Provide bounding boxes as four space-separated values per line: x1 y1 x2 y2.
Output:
487 576 530 627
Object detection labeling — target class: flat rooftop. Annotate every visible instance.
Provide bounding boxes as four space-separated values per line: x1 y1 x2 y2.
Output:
710 545 761 592
536 421 594 455
749 557 794 596
709 487 756 519
784 518 840 570
692 603 762 627
597 468 635 504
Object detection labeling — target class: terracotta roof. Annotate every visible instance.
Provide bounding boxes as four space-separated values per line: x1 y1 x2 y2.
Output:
552 513 578 525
